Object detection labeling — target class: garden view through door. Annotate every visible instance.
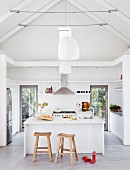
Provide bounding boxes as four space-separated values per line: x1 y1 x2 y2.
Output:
20 85 38 130
90 85 108 131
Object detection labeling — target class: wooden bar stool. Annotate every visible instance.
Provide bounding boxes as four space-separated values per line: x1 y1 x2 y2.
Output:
55 133 78 165
32 132 52 162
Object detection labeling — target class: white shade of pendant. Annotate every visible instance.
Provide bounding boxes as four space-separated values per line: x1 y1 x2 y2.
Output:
58 37 79 60
59 61 71 74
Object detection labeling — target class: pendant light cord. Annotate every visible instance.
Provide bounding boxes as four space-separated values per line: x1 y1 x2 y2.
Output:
64 0 66 27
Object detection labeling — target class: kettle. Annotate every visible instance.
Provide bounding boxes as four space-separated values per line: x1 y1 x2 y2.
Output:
54 108 62 113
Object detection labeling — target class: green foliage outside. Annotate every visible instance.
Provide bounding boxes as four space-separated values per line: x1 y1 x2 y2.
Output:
91 88 105 118
22 88 36 118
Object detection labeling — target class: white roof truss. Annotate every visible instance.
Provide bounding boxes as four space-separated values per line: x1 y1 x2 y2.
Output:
6 55 124 67
0 0 130 45
68 0 130 45
0 0 35 23
0 0 62 43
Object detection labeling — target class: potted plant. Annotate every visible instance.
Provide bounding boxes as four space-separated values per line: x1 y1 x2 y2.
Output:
109 104 120 112
38 102 48 112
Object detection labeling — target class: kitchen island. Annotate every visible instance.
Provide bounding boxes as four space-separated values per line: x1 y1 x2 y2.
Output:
24 116 105 157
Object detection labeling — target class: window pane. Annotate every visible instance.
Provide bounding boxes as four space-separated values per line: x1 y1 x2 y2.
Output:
21 85 38 130
91 85 108 131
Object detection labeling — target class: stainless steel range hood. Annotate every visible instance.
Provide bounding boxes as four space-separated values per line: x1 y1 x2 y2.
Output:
54 74 74 95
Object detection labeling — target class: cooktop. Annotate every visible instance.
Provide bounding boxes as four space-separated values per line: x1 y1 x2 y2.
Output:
53 111 76 113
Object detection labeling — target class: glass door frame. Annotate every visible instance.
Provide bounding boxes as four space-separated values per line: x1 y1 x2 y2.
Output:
20 85 38 131
90 85 108 131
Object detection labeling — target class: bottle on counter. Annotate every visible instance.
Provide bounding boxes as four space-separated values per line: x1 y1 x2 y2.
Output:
76 103 80 111
45 87 49 93
50 86 53 93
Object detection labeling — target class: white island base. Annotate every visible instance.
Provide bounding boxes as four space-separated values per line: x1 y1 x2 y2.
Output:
24 117 105 157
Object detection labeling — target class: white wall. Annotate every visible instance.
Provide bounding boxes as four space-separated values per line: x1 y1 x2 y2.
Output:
0 55 7 146
38 81 122 111
7 66 122 109
7 67 60 81
38 82 90 111
7 67 122 109
122 55 130 145
69 67 122 81
7 66 121 81
109 82 122 107
7 66 122 131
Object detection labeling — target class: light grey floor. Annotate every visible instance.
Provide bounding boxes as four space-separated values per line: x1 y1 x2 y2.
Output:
0 132 130 170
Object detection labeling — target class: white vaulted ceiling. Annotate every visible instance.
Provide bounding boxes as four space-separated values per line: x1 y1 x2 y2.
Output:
0 0 129 61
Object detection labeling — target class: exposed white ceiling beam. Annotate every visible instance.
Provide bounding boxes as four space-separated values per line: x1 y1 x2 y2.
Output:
68 0 130 45
96 0 130 39
112 56 123 66
123 48 130 55
0 50 15 65
16 61 113 67
0 0 35 23
0 49 5 54
15 61 60 67
6 56 123 67
0 0 62 43
6 56 15 65
98 0 130 25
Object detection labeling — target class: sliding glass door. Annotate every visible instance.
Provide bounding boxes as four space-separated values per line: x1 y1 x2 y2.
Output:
90 85 108 131
20 85 38 130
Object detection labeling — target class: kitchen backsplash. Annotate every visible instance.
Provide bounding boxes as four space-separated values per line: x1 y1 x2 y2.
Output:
38 82 90 111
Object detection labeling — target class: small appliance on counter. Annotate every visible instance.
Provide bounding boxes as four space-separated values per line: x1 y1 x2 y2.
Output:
79 107 95 119
54 108 62 113
82 102 90 111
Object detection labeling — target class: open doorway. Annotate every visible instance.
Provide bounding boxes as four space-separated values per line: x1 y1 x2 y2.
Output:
90 85 108 131
20 85 38 130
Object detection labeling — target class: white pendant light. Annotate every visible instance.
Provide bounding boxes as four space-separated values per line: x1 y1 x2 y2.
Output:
58 36 79 60
59 61 71 74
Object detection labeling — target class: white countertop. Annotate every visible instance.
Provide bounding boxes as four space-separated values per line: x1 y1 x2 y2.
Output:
24 116 105 125
36 110 93 115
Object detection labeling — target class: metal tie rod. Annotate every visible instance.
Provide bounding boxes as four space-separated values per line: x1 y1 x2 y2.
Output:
10 9 118 14
19 23 108 27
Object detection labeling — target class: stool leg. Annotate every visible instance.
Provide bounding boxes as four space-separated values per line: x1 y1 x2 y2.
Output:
61 137 64 158
55 137 61 163
33 136 39 162
69 138 73 166
47 136 52 162
72 138 78 161
50 139 53 158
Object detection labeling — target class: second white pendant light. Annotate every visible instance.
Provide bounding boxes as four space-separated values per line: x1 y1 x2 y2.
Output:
59 61 71 74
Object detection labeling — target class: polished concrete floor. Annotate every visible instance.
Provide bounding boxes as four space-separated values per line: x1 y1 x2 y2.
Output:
0 132 130 170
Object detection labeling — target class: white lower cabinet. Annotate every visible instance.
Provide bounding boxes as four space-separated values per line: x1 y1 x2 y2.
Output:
110 112 123 141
